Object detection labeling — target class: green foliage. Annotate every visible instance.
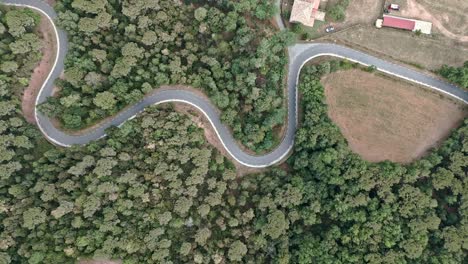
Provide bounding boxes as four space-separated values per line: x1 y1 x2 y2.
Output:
1 103 300 263
93 91 117 111
365 65 377 72
326 0 350 21
262 210 289 239
286 62 468 263
438 61 468 89
228 240 248 262
0 8 51 260
0 61 18 73
9 33 42 55
45 0 288 153
71 0 107 14
291 23 303 34
3 8 40 37
194 7 207 21
22 207 47 229
1 4 467 264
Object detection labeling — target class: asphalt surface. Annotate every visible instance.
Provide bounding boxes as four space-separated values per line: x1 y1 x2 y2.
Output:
2 0 467 168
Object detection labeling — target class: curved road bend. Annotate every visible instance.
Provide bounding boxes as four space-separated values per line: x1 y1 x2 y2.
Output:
2 0 467 168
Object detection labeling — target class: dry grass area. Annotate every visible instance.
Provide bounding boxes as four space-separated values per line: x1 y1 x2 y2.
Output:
326 25 468 70
337 0 384 27
322 0 384 26
400 0 468 42
407 0 467 37
383 0 467 42
321 69 467 163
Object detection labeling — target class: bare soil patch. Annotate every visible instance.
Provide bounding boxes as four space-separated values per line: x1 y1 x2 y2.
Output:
401 0 468 42
22 13 57 124
339 0 384 27
322 69 467 163
325 25 468 70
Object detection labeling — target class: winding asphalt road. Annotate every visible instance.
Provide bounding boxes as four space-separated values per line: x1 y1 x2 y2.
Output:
2 0 467 168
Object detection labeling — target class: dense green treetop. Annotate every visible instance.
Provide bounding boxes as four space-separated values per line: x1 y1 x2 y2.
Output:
438 61 468 90
287 61 467 263
41 0 292 152
0 5 466 264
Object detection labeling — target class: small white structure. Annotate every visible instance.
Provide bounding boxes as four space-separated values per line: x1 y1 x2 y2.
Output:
414 20 432 34
375 19 383 28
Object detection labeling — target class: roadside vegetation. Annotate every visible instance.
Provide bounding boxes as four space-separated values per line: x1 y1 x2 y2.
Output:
438 61 468 90
38 0 293 153
1 4 467 264
289 63 467 263
0 8 42 85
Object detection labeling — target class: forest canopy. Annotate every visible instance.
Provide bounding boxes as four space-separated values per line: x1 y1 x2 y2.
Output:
0 3 467 264
39 0 293 153
438 61 468 90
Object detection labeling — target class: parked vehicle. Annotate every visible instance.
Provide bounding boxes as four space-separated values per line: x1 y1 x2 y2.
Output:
388 4 400 11
325 26 335 33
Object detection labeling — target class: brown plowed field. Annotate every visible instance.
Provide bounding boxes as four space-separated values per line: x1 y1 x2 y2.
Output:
322 69 467 163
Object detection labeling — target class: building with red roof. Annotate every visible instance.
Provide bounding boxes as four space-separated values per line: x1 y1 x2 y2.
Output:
382 16 415 31
376 15 432 34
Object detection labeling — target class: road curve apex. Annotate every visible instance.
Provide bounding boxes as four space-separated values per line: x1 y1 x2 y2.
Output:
1 0 467 168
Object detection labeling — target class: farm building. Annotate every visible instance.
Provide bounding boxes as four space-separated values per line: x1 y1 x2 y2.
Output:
289 0 325 28
375 15 432 34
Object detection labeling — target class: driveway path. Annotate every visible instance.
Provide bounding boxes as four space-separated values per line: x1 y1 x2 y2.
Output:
2 0 467 168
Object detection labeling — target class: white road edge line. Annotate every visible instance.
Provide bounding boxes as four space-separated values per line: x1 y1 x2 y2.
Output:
3 2 68 147
3 1 467 168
